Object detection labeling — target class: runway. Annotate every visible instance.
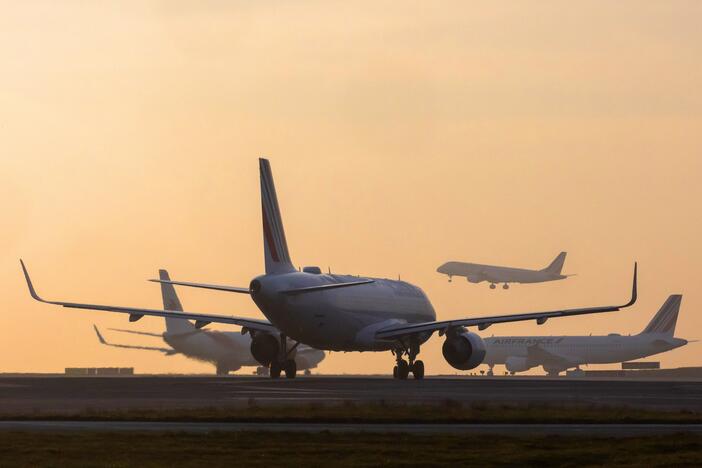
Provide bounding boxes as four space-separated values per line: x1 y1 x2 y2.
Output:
1 420 701 436
1 375 701 413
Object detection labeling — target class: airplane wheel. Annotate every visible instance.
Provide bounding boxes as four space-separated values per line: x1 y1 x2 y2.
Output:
284 359 297 379
412 360 424 380
502 284 509 290
270 362 282 379
489 283 496 289
397 360 409 380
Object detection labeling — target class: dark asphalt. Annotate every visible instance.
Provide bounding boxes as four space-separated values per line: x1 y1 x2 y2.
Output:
1 376 701 413
1 420 701 436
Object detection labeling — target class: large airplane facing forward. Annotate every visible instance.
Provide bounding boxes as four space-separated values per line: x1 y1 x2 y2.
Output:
483 295 689 376
94 269 325 376
21 158 637 380
437 252 571 289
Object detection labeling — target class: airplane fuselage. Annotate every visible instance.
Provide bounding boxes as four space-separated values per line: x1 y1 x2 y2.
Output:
438 262 566 284
163 328 325 371
483 334 687 373
251 272 437 351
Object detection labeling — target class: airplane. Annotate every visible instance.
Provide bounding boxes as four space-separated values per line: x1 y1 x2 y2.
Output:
437 252 571 289
482 295 689 376
92 269 325 376
20 158 638 380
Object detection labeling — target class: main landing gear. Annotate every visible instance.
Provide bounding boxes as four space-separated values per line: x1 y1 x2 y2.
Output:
392 341 424 380
270 359 297 379
269 333 299 379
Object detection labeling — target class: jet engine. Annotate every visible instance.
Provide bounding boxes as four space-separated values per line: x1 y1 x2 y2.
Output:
466 274 483 283
505 356 530 373
442 332 486 370
250 333 279 366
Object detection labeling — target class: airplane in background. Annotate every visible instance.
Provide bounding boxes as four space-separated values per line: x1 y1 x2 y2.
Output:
21 158 638 380
437 252 572 289
482 295 689 376
92 269 325 376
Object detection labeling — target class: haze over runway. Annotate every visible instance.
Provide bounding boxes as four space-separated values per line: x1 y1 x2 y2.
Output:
1 2 700 376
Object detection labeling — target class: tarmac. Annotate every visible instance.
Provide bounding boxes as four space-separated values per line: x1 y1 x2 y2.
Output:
1 420 701 436
1 375 701 413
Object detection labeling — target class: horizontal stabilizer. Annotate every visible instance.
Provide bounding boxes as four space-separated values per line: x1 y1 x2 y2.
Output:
281 279 375 295
148 279 250 294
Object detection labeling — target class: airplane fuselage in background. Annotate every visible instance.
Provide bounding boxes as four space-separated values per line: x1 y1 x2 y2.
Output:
162 328 325 372
483 334 687 375
437 262 565 285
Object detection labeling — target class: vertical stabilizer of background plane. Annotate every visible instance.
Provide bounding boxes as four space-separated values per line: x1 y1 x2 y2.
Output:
543 252 567 275
260 158 295 274
641 295 682 336
160 269 195 334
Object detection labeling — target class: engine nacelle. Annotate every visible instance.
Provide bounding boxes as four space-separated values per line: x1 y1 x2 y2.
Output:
505 356 530 373
442 332 486 370
250 333 279 366
466 274 483 284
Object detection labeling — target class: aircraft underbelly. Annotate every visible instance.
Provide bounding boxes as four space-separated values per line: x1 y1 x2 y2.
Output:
263 288 434 351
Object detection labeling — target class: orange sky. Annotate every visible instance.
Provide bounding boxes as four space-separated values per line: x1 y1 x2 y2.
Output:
1 1 700 375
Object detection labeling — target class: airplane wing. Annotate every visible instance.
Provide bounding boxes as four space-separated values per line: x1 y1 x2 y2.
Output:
376 263 637 340
526 343 574 369
93 325 176 354
21 260 278 334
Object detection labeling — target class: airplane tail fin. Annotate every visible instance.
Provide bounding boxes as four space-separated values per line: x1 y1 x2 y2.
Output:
260 158 295 274
159 269 196 334
543 252 567 275
641 295 682 336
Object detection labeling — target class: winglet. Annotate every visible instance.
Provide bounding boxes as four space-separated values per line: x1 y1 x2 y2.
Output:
93 325 107 345
623 262 637 308
20 259 46 303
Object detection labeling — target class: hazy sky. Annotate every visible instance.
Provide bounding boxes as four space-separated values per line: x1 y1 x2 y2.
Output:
1 1 700 375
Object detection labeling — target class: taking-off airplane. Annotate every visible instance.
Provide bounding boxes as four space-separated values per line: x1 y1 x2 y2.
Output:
437 252 571 289
21 158 637 379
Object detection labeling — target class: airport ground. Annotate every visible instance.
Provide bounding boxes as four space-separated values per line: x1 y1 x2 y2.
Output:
2 375 702 466
1 374 701 414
